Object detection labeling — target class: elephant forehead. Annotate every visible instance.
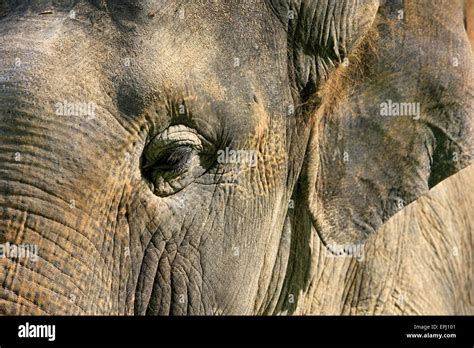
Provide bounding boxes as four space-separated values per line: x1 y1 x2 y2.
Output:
131 12 288 140
151 31 228 102
144 3 282 85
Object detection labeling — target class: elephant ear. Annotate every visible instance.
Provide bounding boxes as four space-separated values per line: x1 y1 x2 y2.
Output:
283 0 474 247
268 0 380 97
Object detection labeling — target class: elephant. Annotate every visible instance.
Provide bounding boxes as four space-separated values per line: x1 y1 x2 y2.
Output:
294 164 474 314
0 0 472 315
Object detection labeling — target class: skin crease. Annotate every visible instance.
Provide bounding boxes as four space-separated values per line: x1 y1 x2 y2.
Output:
467 0 474 49
0 0 472 315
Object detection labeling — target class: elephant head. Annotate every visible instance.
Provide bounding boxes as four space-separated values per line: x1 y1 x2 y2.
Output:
0 0 472 315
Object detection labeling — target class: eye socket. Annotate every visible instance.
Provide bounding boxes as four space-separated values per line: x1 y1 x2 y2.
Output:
141 125 213 196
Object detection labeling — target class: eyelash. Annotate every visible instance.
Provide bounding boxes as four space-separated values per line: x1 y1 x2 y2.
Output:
143 145 194 176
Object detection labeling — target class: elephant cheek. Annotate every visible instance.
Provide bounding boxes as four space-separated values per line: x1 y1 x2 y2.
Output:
0 195 131 315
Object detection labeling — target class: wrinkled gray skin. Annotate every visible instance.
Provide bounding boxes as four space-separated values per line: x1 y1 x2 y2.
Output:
0 0 472 315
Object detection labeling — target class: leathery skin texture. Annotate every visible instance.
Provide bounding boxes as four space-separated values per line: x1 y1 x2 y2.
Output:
0 0 472 315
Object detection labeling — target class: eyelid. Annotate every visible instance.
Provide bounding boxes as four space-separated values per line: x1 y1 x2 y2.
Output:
144 125 205 165
148 125 204 149
143 145 193 169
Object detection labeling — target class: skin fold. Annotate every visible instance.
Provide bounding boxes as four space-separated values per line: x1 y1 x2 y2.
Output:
0 0 472 315
467 0 474 49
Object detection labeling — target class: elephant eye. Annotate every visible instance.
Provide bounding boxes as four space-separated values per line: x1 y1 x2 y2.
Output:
143 145 194 178
141 125 213 196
